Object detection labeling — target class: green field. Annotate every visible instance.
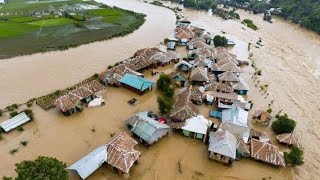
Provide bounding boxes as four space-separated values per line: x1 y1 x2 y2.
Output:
28 17 75 27
0 0 146 59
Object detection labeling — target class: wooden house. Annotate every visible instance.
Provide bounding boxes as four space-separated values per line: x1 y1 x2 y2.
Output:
169 72 187 87
174 60 193 72
190 67 209 85
276 133 300 147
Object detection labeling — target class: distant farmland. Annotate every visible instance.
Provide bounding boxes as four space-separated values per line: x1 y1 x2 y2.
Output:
0 0 146 59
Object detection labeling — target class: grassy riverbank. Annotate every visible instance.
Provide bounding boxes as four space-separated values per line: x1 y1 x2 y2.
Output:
0 0 146 59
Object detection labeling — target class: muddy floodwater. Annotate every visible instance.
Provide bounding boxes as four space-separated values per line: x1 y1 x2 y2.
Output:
0 0 320 179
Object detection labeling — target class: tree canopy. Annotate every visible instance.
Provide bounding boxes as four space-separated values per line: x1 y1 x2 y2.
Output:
213 35 228 47
271 114 296 134
284 146 304 166
15 156 68 180
157 96 173 114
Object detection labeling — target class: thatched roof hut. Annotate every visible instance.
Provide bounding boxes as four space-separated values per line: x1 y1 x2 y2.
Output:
277 133 300 147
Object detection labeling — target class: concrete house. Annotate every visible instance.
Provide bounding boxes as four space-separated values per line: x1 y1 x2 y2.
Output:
181 115 212 142
208 130 237 165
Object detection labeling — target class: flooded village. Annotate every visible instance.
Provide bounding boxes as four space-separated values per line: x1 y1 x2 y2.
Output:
0 0 320 179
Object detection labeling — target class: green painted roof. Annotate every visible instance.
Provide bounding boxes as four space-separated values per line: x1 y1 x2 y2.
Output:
119 74 153 92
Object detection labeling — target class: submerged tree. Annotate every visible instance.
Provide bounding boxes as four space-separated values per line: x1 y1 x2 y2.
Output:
157 96 173 114
284 146 304 166
213 35 228 47
15 156 68 180
271 114 296 134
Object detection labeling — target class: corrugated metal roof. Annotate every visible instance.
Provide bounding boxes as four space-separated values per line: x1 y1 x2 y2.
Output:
208 130 237 159
119 74 153 92
0 112 30 132
129 112 169 142
181 115 212 134
67 145 107 179
222 105 248 127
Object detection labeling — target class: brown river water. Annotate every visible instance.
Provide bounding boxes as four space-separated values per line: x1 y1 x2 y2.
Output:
0 0 320 179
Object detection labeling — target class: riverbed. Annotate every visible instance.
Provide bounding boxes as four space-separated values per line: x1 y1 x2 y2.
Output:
0 0 320 179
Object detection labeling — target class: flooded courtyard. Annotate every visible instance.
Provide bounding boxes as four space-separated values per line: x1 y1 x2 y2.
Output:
0 0 320 179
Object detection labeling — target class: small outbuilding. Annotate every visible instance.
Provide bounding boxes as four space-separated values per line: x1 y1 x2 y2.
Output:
127 112 170 145
276 133 300 147
0 112 31 133
253 110 271 125
119 74 153 95
169 72 187 87
67 145 107 179
208 130 237 165
181 115 212 142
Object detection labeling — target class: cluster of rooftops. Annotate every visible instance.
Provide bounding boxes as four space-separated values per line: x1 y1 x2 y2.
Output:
16 17 300 179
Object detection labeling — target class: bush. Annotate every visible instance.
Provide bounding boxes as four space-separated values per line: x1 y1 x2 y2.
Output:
15 156 68 180
284 146 304 166
0 134 3 141
164 86 174 98
10 111 18 118
213 35 228 47
272 114 296 134
0 109 2 116
20 141 28 147
243 19 258 30
20 109 34 120
266 107 272 113
10 149 18 155
157 96 173 114
17 126 24 132
2 177 13 180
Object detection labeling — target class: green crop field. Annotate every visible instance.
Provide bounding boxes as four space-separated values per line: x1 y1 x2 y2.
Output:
0 0 145 59
28 17 75 27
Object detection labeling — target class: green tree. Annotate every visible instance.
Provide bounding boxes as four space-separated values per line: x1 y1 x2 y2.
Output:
15 156 68 180
271 114 296 134
213 35 228 47
157 96 173 114
284 146 304 166
157 73 172 92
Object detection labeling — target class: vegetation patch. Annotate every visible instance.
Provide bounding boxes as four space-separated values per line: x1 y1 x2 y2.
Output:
0 0 146 59
242 19 258 30
272 114 296 134
213 35 228 47
284 146 304 166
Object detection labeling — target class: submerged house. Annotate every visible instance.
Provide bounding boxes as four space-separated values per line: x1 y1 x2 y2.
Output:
175 60 193 72
221 105 249 128
208 130 237 165
253 110 271 125
54 80 105 115
218 71 239 83
67 145 107 179
105 132 141 174
0 112 31 133
181 115 212 142
127 112 170 145
169 72 187 87
170 87 199 129
250 139 286 167
119 74 153 95
190 67 209 85
276 133 300 147
232 77 249 95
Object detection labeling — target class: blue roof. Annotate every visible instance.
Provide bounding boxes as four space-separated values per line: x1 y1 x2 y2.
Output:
119 74 153 92
128 112 169 142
